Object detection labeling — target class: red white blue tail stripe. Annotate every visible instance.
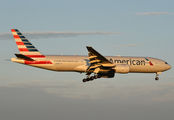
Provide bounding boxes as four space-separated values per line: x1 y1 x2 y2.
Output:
11 29 53 65
11 29 46 60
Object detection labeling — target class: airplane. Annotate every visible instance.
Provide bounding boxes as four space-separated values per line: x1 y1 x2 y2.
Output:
11 29 171 82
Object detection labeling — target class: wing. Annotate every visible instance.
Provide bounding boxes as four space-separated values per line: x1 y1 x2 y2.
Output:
86 46 115 74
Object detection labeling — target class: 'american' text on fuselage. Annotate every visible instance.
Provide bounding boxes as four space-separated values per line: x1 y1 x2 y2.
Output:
110 58 145 65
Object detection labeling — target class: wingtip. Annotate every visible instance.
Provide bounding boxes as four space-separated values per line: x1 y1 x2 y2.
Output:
86 46 92 50
86 46 92 48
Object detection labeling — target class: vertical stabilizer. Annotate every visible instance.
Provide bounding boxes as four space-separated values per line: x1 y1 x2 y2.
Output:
11 29 46 60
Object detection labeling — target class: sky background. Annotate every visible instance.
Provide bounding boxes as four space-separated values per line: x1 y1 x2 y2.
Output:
0 0 174 120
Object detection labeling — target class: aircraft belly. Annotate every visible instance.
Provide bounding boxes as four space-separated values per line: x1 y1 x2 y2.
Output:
129 65 160 73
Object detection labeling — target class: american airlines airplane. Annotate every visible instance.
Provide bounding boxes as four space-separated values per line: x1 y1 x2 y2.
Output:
11 29 171 82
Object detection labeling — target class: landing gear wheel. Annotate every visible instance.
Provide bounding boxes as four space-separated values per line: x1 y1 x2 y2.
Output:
155 77 159 81
82 74 102 82
87 78 90 81
94 75 98 79
90 76 94 81
97 74 102 78
83 79 87 82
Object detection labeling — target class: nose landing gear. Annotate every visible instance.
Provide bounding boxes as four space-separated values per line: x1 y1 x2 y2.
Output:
155 72 161 81
155 77 159 80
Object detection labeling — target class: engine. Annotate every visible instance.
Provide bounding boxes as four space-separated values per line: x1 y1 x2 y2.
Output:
114 64 130 73
98 69 115 78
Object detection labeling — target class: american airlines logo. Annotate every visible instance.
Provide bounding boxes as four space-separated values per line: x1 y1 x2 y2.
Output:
145 58 153 66
110 58 153 66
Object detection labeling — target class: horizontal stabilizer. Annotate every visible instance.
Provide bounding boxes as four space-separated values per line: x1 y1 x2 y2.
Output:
15 53 35 61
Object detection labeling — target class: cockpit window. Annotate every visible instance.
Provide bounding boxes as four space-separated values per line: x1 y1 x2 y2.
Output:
165 62 168 64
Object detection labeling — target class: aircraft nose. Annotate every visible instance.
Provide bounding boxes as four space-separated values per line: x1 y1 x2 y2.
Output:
166 64 171 70
168 64 172 70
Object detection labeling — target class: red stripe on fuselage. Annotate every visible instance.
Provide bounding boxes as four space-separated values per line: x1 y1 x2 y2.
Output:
25 61 52 64
16 42 24 45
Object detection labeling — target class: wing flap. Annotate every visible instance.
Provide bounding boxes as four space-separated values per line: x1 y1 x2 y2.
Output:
101 64 116 67
86 46 115 73
89 55 97 59
89 60 101 64
89 65 101 69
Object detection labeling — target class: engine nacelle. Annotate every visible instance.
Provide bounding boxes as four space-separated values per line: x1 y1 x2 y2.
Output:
114 64 130 73
98 69 115 78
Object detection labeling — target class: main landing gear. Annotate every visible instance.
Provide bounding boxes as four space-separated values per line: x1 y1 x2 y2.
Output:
155 72 161 81
82 74 102 82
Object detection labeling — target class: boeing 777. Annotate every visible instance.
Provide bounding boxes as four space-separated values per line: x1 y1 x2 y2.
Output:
11 29 171 82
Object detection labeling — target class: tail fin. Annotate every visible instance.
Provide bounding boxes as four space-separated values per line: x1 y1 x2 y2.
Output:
11 29 46 60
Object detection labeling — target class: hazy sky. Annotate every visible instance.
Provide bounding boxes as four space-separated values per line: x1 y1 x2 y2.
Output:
0 0 174 120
